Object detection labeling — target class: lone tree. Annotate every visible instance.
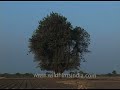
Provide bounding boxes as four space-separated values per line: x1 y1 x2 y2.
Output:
112 70 117 75
29 12 90 74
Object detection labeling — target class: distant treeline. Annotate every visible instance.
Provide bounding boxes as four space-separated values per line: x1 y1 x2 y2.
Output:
0 70 119 78
0 71 87 78
0 73 34 78
97 73 120 77
97 70 120 77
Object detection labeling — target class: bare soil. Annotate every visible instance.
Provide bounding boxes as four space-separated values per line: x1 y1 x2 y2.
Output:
0 77 120 89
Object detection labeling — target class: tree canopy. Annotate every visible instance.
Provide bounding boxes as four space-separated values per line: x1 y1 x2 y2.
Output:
29 12 90 73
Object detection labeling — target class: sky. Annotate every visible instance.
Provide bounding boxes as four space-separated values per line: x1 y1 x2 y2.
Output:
0 1 120 74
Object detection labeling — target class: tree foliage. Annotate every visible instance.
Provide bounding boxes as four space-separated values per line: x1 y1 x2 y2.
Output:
29 12 90 73
112 70 117 75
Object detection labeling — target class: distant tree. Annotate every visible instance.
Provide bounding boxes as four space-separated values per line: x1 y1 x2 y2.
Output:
15 73 21 76
29 12 90 74
112 70 117 75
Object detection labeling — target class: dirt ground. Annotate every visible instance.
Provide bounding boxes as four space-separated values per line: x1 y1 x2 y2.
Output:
58 78 120 89
58 77 120 89
0 77 120 89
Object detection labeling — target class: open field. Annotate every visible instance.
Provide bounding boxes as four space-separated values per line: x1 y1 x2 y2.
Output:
0 78 76 89
0 77 120 89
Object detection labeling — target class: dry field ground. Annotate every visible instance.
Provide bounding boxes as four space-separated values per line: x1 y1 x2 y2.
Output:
0 77 120 89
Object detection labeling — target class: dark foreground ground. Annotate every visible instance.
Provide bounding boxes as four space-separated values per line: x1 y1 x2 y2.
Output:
0 77 120 89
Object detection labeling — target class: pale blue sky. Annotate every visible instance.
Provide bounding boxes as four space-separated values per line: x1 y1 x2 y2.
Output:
0 1 120 74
